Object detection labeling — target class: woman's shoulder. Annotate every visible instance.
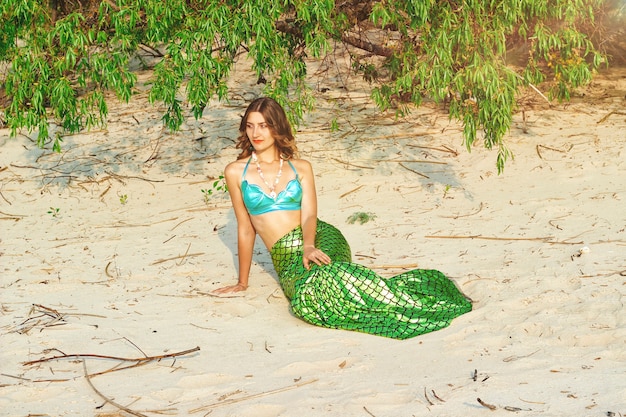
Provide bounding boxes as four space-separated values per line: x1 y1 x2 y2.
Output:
289 158 313 173
224 159 248 174
224 158 249 179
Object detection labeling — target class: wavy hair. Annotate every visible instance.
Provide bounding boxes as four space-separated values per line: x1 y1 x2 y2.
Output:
235 97 298 160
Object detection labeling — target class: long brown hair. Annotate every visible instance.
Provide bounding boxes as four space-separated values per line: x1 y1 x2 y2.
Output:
235 97 298 160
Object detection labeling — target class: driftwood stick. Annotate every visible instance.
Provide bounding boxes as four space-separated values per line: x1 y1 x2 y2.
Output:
380 159 447 164
440 202 484 219
189 378 318 413
103 170 164 184
477 397 497 410
406 144 459 156
399 162 429 179
151 252 205 265
597 110 626 124
339 185 364 199
82 360 149 417
363 406 377 417
424 387 434 406
331 158 374 169
24 346 200 366
425 234 583 245
86 359 154 378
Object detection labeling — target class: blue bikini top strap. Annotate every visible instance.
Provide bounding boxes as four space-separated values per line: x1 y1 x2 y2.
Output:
242 157 252 179
287 159 297 177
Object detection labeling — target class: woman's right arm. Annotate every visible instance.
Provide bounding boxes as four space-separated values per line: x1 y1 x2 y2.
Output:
212 162 255 294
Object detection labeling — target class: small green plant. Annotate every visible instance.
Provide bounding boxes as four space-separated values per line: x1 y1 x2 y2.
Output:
202 175 228 202
201 188 211 203
119 194 128 205
443 184 452 198
347 212 376 225
330 118 339 132
47 207 60 218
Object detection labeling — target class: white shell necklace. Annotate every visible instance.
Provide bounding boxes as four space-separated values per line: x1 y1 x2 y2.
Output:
252 152 283 199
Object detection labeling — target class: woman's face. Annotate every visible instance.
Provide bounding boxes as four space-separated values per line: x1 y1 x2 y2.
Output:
246 111 276 153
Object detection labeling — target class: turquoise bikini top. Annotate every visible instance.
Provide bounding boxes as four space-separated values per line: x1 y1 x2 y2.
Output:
241 158 303 216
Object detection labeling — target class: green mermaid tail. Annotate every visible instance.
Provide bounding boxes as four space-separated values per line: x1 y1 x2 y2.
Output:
270 220 472 340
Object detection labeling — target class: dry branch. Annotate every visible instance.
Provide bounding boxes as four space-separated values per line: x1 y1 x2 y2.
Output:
399 162 429 178
363 406 377 417
151 251 205 266
24 346 200 367
406 144 459 156
189 378 318 413
597 110 626 124
477 397 497 410
82 360 150 417
331 158 374 169
340 185 364 199
440 202 484 219
425 234 583 245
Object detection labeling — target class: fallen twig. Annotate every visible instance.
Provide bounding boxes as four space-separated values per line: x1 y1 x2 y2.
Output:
24 346 200 367
536 143 571 160
425 234 583 245
382 159 447 164
597 110 626 124
431 389 445 402
331 158 374 169
176 243 192 266
440 202 484 219
399 162 429 179
406 144 459 156
103 170 164 184
151 252 205 266
83 360 149 417
424 387 434 406
189 378 318 413
339 185 364 199
0 210 25 220
17 304 67 334
477 397 497 410
363 406 377 417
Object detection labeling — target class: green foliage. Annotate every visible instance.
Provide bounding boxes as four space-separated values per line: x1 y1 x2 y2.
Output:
47 207 60 218
368 0 605 173
202 175 228 203
0 0 609 172
347 211 377 225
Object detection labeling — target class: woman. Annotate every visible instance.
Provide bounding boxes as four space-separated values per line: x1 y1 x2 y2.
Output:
212 97 472 339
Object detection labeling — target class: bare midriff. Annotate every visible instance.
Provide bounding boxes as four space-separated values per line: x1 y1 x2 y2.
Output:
250 209 301 250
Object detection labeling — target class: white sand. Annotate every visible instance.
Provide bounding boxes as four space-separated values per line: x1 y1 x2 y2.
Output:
1 62 625 417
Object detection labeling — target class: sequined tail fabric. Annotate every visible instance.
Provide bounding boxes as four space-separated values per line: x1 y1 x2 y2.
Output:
270 220 472 340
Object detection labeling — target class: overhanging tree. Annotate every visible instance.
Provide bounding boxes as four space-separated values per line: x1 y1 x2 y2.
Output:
0 0 612 171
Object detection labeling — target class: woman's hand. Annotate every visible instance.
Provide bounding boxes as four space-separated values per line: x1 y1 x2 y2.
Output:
211 283 248 296
303 245 331 270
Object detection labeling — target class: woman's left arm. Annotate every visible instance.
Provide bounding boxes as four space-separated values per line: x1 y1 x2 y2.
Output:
298 160 331 270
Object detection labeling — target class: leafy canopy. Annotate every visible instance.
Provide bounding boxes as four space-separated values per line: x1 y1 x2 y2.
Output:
0 0 606 171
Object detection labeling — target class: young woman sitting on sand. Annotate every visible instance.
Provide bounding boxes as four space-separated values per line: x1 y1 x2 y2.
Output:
211 97 471 340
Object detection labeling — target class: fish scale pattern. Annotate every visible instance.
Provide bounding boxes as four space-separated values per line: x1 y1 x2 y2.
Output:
270 220 472 339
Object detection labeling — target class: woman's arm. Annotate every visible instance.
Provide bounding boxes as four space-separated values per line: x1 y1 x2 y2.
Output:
298 160 331 270
212 162 255 294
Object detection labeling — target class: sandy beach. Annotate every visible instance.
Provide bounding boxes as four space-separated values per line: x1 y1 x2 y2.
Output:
1 59 625 417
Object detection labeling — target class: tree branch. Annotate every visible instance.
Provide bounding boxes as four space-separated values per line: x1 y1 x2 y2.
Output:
274 20 394 58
